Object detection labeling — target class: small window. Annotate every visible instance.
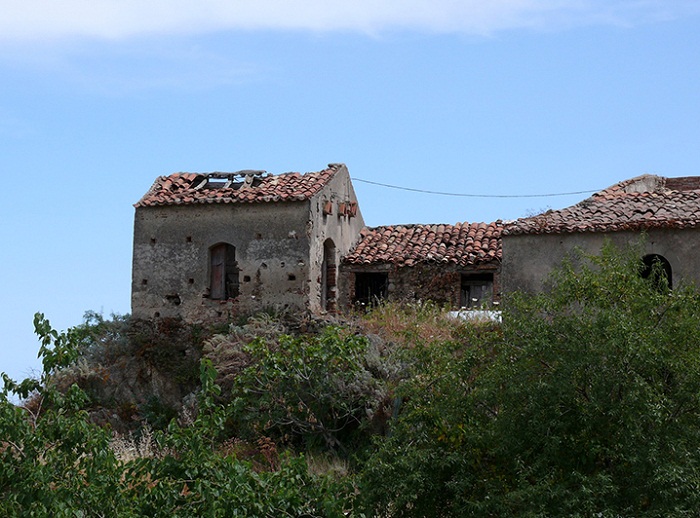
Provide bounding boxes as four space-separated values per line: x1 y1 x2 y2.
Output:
354 272 388 306
210 243 239 300
460 273 494 308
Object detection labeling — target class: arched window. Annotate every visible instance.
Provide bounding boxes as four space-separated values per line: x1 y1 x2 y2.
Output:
210 243 239 300
641 254 672 290
321 239 337 312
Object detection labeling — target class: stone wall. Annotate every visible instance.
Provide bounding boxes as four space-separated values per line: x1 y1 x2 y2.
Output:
307 165 366 313
132 201 312 322
501 228 700 294
340 263 501 311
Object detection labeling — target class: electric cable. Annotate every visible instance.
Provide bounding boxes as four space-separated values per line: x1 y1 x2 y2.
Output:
352 177 598 199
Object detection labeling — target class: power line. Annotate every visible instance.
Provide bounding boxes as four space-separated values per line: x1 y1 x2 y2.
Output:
352 177 599 199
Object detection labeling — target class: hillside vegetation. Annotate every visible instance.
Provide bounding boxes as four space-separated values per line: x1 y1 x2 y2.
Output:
3 243 700 516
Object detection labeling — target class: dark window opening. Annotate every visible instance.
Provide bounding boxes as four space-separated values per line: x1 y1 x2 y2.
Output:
150 238 156 245
354 272 388 306
641 254 672 290
188 278 194 284
142 279 148 285
210 243 240 300
460 273 494 308
288 274 296 281
186 236 192 243
243 275 251 282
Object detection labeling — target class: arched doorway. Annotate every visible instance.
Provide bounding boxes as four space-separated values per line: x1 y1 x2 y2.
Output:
321 239 337 312
641 254 672 290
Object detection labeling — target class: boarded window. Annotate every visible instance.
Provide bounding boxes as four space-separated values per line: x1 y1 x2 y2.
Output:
354 272 388 306
210 243 239 300
460 273 494 308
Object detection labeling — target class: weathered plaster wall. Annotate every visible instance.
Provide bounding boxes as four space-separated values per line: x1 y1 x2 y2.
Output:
501 228 700 293
340 263 501 310
132 201 311 322
307 165 366 313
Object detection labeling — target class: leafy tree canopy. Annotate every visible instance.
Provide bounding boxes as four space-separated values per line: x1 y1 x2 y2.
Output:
360 242 700 517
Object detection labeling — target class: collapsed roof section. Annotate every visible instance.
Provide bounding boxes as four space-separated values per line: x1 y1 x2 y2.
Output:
135 163 343 207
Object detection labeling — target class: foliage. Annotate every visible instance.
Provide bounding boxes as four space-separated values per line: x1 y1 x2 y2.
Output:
1 315 355 517
357 300 468 350
360 242 700 517
122 360 354 517
1 314 127 517
9 242 700 516
230 326 390 453
48 312 208 432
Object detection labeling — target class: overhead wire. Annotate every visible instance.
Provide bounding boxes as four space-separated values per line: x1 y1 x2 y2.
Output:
352 177 599 199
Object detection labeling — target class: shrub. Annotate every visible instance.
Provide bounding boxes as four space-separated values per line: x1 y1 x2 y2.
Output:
1 316 355 517
360 242 700 517
230 326 390 453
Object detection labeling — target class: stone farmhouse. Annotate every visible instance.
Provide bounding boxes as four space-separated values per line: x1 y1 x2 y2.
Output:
131 165 700 322
131 164 364 321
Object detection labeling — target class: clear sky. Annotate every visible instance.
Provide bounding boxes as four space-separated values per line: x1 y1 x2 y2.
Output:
2 1 700 383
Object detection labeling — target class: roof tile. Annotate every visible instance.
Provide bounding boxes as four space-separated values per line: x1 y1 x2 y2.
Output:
344 222 502 267
135 164 341 208
504 174 700 235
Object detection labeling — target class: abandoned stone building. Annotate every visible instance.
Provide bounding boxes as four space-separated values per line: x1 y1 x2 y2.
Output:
341 222 502 308
131 163 365 321
132 165 700 322
501 174 700 293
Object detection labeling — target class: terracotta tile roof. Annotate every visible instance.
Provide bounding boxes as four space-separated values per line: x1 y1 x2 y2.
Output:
344 222 502 267
504 174 700 236
135 164 341 207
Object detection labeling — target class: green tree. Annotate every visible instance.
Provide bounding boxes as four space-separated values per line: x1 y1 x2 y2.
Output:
1 314 127 516
1 315 354 517
360 242 700 517
230 326 386 453
123 360 353 517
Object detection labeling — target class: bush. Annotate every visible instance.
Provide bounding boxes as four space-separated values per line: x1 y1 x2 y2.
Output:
360 242 700 517
1 315 355 517
229 326 390 454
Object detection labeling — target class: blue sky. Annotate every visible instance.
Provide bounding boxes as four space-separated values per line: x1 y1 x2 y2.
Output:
2 1 700 383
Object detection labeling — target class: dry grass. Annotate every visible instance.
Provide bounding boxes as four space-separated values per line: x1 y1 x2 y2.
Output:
355 301 468 349
306 452 350 479
110 427 163 463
